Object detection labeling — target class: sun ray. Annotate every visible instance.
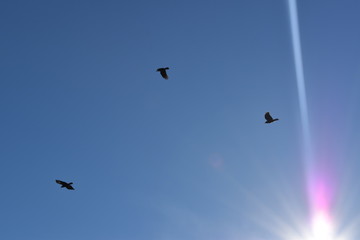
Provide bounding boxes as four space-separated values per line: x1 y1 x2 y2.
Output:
288 1 339 239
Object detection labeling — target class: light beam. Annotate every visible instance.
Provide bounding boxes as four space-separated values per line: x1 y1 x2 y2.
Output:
288 1 336 240
288 0 312 167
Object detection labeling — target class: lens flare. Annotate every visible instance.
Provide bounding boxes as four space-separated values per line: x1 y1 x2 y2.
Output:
307 171 335 240
288 0 339 240
310 211 334 240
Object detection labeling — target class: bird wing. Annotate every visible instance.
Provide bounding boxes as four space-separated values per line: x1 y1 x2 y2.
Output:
56 180 66 185
160 70 168 79
66 185 75 190
265 112 273 121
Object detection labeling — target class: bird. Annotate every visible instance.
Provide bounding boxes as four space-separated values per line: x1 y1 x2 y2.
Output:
157 67 169 79
55 180 75 190
264 112 279 124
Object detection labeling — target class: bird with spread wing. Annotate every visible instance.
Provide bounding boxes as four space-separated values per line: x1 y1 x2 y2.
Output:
157 67 169 79
264 112 279 124
55 180 75 190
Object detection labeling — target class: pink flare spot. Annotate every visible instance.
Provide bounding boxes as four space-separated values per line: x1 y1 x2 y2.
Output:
307 165 335 215
209 153 224 169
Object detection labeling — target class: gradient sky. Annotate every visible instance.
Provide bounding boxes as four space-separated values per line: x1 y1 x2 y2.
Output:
1 0 360 240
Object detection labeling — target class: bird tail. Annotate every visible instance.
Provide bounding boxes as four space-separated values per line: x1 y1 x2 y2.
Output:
69 182 73 185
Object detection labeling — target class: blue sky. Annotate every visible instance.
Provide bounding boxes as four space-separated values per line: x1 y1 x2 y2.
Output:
1 0 360 240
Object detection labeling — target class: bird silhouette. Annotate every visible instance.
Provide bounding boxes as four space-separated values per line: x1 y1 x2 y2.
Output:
55 180 75 190
157 67 169 79
265 112 279 124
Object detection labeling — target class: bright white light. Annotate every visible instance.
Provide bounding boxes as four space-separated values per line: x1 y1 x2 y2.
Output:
310 212 334 240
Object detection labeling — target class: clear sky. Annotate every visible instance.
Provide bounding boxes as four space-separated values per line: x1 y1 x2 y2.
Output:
1 0 360 240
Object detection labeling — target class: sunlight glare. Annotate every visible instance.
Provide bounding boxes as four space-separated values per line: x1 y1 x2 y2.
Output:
310 211 334 240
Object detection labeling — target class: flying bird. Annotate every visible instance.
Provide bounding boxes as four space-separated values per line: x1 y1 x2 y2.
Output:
55 180 75 190
265 112 279 124
157 67 169 79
